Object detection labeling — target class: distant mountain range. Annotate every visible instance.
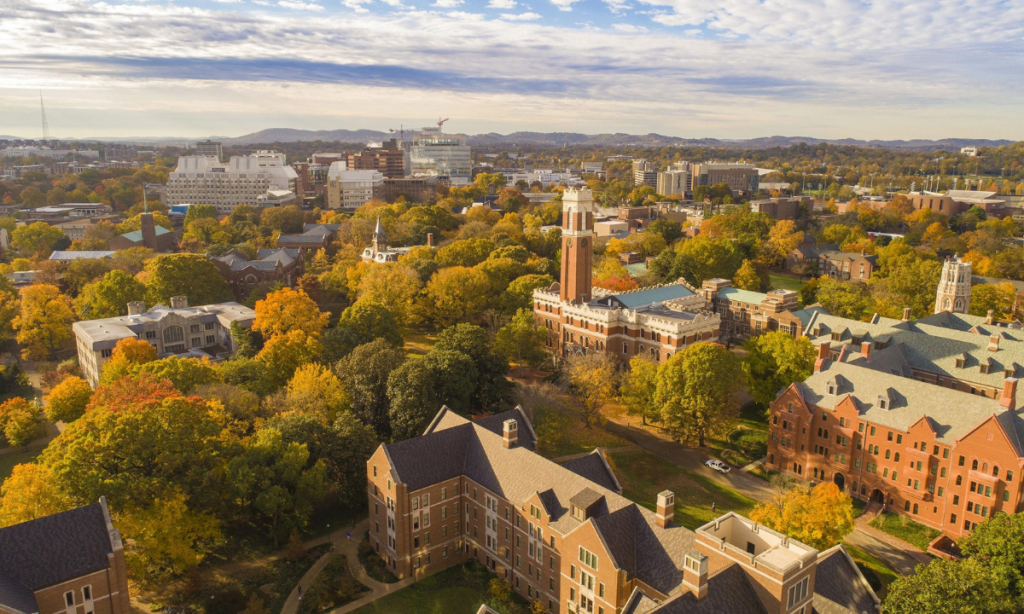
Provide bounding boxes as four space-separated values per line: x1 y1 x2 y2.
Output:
220 129 1016 151
4 129 1017 151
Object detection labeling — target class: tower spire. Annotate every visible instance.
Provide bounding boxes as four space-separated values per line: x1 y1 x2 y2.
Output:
39 90 50 141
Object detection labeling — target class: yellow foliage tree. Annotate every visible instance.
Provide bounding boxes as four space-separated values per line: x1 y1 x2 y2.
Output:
355 263 422 328
14 284 76 360
45 376 93 424
253 287 329 340
0 463 70 527
750 482 855 550
256 330 323 389
733 259 762 291
285 363 349 423
760 220 804 266
424 266 490 327
99 337 158 385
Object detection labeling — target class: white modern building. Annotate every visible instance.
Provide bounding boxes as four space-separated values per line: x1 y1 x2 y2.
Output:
73 297 255 387
165 152 298 214
195 140 223 161
325 162 383 210
410 126 471 186
657 163 690 196
501 169 575 186
0 147 99 160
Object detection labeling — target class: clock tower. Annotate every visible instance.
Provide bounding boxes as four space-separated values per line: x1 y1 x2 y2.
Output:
560 187 595 303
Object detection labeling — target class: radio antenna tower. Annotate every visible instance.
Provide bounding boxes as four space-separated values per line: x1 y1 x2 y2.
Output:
39 91 51 140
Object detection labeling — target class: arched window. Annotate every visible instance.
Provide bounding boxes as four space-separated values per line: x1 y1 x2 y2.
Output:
912 503 919 515
972 459 979 471
163 325 184 344
956 299 963 310
993 466 999 478
956 475 963 486
943 297 951 310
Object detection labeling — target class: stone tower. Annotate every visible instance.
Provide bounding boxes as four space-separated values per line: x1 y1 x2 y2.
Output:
371 215 387 256
935 254 972 314
560 186 595 304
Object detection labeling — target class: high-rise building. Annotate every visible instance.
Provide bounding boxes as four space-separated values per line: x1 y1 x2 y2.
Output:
935 254 972 314
691 162 759 194
195 140 223 161
410 127 471 186
165 152 298 214
657 166 689 196
325 162 384 210
348 138 409 179
632 159 657 188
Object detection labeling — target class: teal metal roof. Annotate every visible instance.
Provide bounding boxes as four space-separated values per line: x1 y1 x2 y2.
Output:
716 286 768 304
120 226 172 242
792 305 829 326
607 284 694 308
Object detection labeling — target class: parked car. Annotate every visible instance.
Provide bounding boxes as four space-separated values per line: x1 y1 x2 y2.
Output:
705 459 731 473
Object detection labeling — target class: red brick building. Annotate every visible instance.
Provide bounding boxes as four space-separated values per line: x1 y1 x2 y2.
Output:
367 406 879 614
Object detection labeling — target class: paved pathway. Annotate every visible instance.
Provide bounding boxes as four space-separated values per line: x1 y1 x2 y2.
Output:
280 519 414 614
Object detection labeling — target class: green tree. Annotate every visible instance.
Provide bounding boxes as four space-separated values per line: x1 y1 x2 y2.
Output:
12 221 64 258
619 357 660 425
227 428 327 547
336 338 407 439
421 348 477 415
959 512 1024 600
387 360 439 442
495 309 547 376
14 284 76 360
133 357 222 394
652 236 743 286
74 270 147 319
183 204 218 225
884 558 1015 614
425 266 491 327
500 274 555 314
868 257 941 319
815 277 874 320
145 254 232 307
434 324 510 413
742 332 815 407
44 376 93 423
260 205 304 233
656 343 742 446
435 237 495 268
63 258 113 295
564 352 618 427
970 283 1017 321
322 301 403 362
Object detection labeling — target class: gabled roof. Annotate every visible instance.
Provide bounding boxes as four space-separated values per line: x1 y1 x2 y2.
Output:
811 546 880 614
562 449 622 493
48 251 115 261
0 502 116 614
642 565 768 614
595 284 695 309
120 225 171 242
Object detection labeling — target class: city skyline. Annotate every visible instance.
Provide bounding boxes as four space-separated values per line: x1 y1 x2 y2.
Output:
2 0 1023 140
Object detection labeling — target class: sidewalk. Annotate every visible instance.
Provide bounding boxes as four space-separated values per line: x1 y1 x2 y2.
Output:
280 519 414 614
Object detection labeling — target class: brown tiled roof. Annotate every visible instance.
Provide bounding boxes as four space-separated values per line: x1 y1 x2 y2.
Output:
562 449 622 493
645 565 768 614
811 546 880 614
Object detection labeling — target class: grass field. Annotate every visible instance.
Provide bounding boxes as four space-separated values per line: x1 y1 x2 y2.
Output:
707 401 769 468
843 543 899 599
404 333 439 357
0 447 43 486
533 405 630 459
769 274 807 307
868 511 941 551
610 448 757 529
350 562 509 614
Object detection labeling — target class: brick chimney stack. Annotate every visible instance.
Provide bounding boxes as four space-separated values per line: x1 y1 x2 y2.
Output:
861 341 871 360
656 490 674 528
683 550 709 601
127 301 145 316
1000 378 1017 411
814 341 831 373
502 419 518 448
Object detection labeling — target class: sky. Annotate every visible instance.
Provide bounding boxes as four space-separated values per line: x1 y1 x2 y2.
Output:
1 0 1023 141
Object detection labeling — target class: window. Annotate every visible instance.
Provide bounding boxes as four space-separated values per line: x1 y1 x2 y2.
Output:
100 348 113 358
145 330 156 339
82 586 92 602
205 335 215 345
787 577 809 608
163 325 184 343
65 592 75 608
579 546 598 570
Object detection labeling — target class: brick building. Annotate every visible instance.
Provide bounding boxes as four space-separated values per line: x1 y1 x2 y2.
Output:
211 248 303 300
107 212 176 253
367 406 879 614
699 279 806 343
750 197 812 221
0 498 131 614
767 297 1024 547
817 250 876 283
533 187 720 363
348 139 408 179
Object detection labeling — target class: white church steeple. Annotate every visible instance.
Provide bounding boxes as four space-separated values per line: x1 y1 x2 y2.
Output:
935 254 972 314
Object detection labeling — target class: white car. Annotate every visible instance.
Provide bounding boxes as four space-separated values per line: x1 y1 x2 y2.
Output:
705 459 731 473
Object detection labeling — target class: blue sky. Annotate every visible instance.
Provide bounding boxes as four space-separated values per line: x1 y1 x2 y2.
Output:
1 0 1022 140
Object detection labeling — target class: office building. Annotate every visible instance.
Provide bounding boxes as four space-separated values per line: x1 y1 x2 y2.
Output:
0 498 132 614
532 187 720 363
348 139 409 179
382 177 437 203
195 140 223 161
73 297 255 387
690 163 759 194
325 163 384 210
750 196 812 221
368 405 879 614
165 152 298 214
410 127 471 186
632 159 657 188
656 168 688 197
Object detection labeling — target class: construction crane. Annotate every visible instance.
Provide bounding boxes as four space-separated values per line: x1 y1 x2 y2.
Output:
39 91 50 141
437 117 449 129
388 125 405 141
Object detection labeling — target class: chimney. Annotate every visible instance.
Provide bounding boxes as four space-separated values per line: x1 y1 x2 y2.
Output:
127 301 145 316
426 232 436 247
170 296 188 309
683 550 709 601
814 341 831 373
502 419 518 449
902 307 912 323
656 490 674 528
986 310 995 325
1001 378 1017 411
140 211 157 249
861 341 871 360
989 335 1000 352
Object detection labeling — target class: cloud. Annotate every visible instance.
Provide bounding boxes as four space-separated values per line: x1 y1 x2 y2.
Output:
612 23 646 32
549 0 579 11
500 11 541 19
487 0 516 8
211 0 244 4
278 0 324 9
341 0 373 11
433 0 463 7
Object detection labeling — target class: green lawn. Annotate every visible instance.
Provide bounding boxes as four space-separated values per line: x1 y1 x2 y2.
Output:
350 562 505 614
533 405 629 459
0 447 43 486
843 544 899 600
610 449 757 529
707 402 769 468
404 333 439 357
299 555 369 614
768 274 806 293
868 511 940 551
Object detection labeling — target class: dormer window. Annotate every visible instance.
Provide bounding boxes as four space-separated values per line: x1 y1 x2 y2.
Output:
878 396 888 410
831 332 841 341
980 361 991 375
955 353 967 369
827 383 837 395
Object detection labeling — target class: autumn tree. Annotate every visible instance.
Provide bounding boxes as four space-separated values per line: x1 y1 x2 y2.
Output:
354 263 422 328
884 558 1015 614
12 221 64 258
742 332 816 407
0 463 70 527
284 363 349 424
425 266 491 327
99 336 158 385
649 236 743 286
495 309 548 376
14 284 76 360
144 253 232 307
435 237 495 268
253 287 329 340
0 277 18 343
760 220 804 266
733 259 762 291
322 300 403 362
814 277 874 320
656 342 742 446
564 352 618 427
619 356 660 425
750 482 855 550
44 376 93 423
134 356 222 393
970 283 1017 321
0 397 40 447
500 274 555 314
75 269 147 320
255 330 323 390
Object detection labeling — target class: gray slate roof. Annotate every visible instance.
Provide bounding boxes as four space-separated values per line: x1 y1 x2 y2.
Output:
0 503 113 614
811 546 879 614
645 565 768 614
561 449 622 493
